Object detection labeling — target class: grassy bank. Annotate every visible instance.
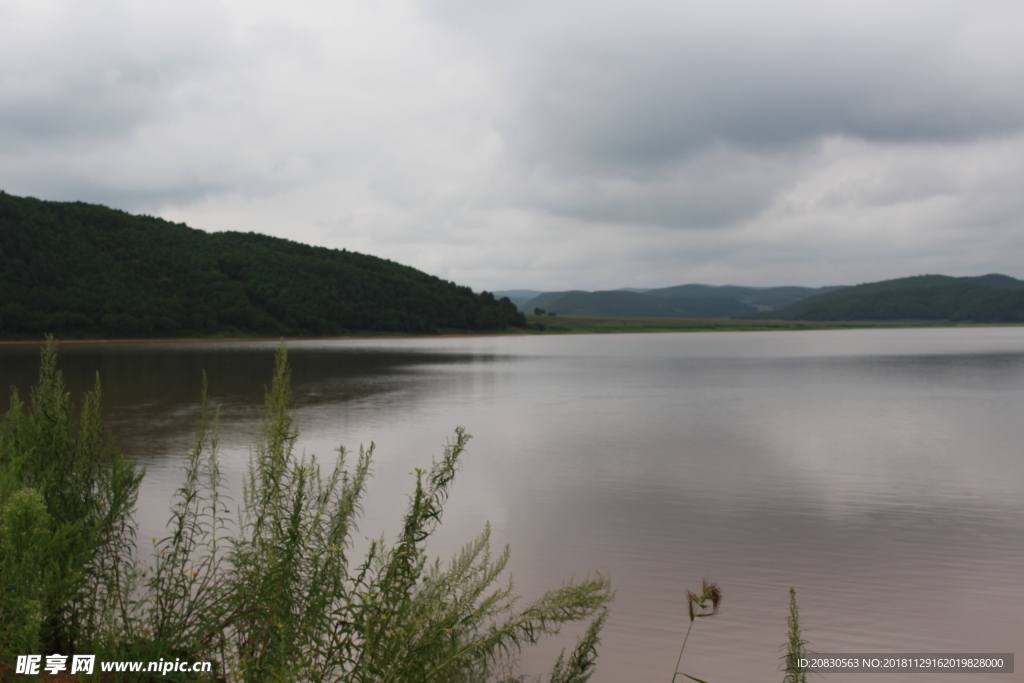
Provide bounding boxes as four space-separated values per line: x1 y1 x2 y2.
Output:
4 317 1017 348
523 313 1016 334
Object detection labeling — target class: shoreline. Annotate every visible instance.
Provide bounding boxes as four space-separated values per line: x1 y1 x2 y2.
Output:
0 331 535 346
1 318 1018 346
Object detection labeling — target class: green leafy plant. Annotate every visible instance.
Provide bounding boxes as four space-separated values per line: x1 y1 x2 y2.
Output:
209 344 613 682
0 487 52 655
0 336 143 658
133 375 232 666
781 587 810 683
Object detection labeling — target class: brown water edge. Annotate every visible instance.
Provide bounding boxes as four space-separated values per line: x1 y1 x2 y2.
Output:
525 314 1024 333
3 316 1016 347
0 330 535 346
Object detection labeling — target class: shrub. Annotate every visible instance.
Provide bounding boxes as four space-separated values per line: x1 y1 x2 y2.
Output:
0 336 142 658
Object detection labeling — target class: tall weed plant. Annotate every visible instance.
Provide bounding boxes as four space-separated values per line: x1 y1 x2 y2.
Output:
781 588 810 683
0 336 142 658
2 340 612 682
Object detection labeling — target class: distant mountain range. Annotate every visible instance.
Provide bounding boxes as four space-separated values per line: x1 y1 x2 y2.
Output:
496 284 843 318
497 274 1024 322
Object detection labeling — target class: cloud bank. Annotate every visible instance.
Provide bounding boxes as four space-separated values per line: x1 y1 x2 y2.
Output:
3 0 1024 289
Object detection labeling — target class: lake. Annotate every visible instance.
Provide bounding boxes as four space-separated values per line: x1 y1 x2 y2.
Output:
2 327 1022 682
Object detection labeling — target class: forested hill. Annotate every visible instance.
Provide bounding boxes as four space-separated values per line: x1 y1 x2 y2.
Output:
762 274 1024 322
521 284 839 318
0 192 525 339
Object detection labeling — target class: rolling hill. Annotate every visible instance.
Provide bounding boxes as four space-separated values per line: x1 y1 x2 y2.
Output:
0 191 525 339
515 275 1024 323
763 274 1024 322
521 284 840 318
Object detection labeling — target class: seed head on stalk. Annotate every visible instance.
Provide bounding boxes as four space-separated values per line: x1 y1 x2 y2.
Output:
672 579 722 683
687 579 722 622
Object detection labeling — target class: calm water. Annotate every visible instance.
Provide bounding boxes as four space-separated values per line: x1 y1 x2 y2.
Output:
2 328 1022 682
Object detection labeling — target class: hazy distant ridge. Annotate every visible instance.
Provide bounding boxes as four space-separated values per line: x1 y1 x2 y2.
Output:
508 284 841 318
503 275 1024 322
762 274 1024 322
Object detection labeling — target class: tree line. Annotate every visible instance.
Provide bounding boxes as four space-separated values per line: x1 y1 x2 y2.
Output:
0 192 526 339
762 274 1024 322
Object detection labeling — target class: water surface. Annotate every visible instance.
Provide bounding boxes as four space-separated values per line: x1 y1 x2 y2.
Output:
3 328 1022 682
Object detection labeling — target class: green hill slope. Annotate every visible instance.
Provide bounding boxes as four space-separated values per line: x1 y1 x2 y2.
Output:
524 289 758 317
0 191 525 338
765 274 1024 322
522 284 840 318
643 283 842 310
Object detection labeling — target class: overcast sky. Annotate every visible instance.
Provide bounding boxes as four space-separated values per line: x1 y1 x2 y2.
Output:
3 0 1024 291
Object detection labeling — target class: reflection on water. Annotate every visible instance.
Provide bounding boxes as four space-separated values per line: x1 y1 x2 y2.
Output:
2 328 1023 683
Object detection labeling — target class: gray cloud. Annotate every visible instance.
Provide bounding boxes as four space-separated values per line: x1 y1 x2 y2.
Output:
497 143 804 228
429 0 1024 168
3 0 1024 290
0 0 229 150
